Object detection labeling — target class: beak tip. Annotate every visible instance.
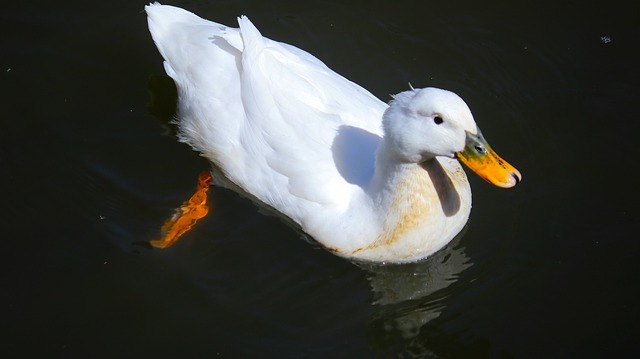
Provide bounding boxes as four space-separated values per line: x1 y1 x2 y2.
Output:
511 171 522 185
498 170 521 188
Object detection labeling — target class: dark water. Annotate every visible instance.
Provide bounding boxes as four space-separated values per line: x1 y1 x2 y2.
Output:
3 0 640 357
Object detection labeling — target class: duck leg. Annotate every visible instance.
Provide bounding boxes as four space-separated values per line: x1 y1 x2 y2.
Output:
150 170 213 248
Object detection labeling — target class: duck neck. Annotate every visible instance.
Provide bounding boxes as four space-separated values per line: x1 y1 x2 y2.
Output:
368 141 433 210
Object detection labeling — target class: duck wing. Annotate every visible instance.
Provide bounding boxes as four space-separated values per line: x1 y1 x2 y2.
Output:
146 4 388 226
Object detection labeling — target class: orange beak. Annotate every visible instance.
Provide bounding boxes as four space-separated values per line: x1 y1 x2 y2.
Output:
456 129 522 188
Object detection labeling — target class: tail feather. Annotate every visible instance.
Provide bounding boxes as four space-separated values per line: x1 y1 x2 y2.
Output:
237 15 265 50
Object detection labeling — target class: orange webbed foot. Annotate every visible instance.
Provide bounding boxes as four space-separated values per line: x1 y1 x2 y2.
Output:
150 170 213 248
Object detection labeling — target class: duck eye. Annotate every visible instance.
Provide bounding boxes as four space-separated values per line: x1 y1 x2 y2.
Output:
434 116 444 125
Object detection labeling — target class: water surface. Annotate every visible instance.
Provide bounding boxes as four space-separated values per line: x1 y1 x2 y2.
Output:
2 0 639 357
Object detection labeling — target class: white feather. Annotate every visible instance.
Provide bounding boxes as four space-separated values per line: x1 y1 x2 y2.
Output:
146 3 480 262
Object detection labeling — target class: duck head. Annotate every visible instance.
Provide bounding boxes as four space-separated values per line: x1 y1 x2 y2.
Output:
382 87 521 188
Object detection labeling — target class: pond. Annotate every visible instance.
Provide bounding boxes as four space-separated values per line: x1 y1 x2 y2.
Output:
2 0 639 357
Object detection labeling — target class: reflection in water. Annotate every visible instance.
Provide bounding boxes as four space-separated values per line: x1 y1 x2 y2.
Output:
358 228 472 354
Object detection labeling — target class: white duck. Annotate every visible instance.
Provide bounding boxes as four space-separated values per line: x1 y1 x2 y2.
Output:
145 3 521 263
